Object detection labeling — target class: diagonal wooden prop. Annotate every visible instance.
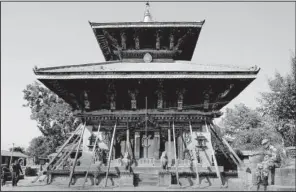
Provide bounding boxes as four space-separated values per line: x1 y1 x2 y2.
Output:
68 122 86 187
189 121 200 187
32 123 83 183
82 123 101 188
104 122 117 187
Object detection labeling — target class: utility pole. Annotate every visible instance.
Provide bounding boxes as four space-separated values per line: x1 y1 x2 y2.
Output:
9 143 14 167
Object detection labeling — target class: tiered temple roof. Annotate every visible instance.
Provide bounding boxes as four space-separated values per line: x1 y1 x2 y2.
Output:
34 3 260 116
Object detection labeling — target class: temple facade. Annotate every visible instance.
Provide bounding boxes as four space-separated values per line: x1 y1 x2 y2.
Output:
34 3 260 187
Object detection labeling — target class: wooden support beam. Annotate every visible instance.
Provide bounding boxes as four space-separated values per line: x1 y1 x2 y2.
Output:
105 122 117 187
68 123 86 187
172 122 179 185
55 141 79 170
82 123 101 188
32 123 82 183
189 122 200 187
208 124 240 167
205 122 224 187
53 135 81 170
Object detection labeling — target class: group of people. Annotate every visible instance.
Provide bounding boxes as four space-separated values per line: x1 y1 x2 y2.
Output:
1 159 23 187
255 138 281 191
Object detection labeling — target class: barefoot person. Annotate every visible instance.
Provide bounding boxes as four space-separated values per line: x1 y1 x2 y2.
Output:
261 139 281 185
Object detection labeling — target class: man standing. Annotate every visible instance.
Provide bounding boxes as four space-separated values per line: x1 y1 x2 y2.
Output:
261 139 281 185
11 159 23 186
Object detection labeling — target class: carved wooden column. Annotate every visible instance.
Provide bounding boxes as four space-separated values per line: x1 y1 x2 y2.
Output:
155 30 161 50
81 90 90 111
156 79 164 110
134 29 140 50
169 32 175 50
154 132 160 159
128 89 139 110
134 132 140 159
107 80 116 111
176 88 185 111
120 31 126 50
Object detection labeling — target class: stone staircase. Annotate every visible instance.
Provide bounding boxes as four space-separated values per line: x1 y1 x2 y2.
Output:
134 173 159 186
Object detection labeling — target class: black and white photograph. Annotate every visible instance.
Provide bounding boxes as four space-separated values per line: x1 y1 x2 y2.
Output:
1 1 295 191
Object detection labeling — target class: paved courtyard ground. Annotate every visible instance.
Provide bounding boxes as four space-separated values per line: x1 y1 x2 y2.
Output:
0 176 269 191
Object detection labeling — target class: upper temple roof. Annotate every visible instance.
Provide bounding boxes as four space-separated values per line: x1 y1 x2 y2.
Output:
89 21 205 61
89 2 205 62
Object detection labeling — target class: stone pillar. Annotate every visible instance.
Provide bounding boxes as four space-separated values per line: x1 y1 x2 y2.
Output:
154 132 160 159
168 128 172 166
134 132 140 159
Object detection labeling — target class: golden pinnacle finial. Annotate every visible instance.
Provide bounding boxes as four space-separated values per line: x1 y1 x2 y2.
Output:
143 1 153 22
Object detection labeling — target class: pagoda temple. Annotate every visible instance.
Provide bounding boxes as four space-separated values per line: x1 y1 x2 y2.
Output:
34 3 260 188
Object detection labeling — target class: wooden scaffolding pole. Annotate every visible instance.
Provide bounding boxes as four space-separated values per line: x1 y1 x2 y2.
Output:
32 123 83 183
189 122 200 187
52 130 82 170
172 122 179 185
105 122 117 187
54 138 80 170
68 123 86 187
209 124 244 167
205 122 224 187
208 124 241 167
82 123 101 188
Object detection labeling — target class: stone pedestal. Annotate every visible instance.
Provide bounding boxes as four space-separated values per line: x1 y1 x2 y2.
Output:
274 168 296 186
158 171 171 187
119 171 134 187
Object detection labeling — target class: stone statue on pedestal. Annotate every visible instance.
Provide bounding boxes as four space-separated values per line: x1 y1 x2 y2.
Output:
160 151 168 170
122 152 131 171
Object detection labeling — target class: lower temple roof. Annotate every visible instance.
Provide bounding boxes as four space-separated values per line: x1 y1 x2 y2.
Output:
34 61 259 79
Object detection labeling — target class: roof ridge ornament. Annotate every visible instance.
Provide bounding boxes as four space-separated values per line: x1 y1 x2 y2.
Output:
143 2 153 22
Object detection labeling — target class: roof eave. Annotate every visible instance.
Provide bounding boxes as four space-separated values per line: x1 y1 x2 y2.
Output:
89 20 206 29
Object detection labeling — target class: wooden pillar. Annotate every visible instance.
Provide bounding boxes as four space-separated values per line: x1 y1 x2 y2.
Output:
126 128 130 155
134 132 140 159
154 132 160 159
168 125 171 166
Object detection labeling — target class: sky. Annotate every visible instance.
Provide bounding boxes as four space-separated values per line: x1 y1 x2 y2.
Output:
1 2 295 150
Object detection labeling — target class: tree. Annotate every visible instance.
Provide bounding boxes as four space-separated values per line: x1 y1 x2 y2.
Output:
23 81 80 157
258 56 296 147
221 103 282 150
26 136 49 158
9 146 26 154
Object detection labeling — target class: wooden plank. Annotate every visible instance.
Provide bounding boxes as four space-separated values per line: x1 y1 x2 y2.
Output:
104 123 117 187
68 123 86 187
82 123 101 188
32 123 82 183
172 122 179 185
205 122 224 186
189 122 200 187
